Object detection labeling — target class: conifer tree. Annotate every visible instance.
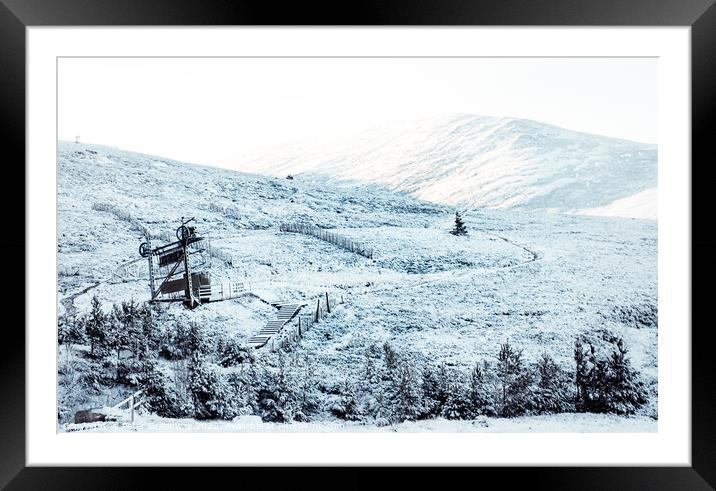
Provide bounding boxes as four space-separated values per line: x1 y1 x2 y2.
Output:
574 337 648 415
383 341 399 374
468 362 495 416
85 294 106 358
604 339 648 415
58 312 85 351
450 211 468 236
105 307 123 382
187 322 212 418
394 361 422 422
335 379 361 421
533 353 573 414
420 362 450 418
496 340 532 417
420 365 441 417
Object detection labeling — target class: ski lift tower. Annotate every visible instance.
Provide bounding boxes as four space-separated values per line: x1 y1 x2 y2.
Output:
139 217 209 309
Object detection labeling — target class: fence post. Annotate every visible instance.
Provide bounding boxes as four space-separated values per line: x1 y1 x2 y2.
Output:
315 299 320 322
298 317 302 337
130 394 135 423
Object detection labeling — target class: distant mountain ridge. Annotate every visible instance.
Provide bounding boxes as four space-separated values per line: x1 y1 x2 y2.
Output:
235 114 657 219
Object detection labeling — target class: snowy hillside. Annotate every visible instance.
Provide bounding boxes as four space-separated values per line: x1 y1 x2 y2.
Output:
57 142 657 432
235 114 657 219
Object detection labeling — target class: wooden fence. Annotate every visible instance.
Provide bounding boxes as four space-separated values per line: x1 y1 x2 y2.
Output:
112 389 144 423
92 203 153 239
198 281 246 302
109 257 146 283
279 223 373 259
93 202 235 266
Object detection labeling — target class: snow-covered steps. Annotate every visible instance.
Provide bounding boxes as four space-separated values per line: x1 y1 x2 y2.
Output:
247 303 304 348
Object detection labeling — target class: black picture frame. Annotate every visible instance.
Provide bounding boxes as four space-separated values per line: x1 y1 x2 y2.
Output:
5 0 715 488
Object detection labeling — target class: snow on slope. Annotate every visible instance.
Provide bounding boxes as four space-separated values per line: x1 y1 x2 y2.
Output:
235 114 657 219
575 188 657 220
57 142 658 427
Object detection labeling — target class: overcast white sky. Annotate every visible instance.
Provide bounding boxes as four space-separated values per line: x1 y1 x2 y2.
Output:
58 57 657 169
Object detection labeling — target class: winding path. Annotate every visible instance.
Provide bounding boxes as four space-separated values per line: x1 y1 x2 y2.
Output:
60 281 101 318
352 231 542 297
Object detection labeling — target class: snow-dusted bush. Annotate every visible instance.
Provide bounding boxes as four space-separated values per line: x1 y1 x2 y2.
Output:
420 363 449 418
468 362 496 417
84 294 107 358
495 340 534 417
389 360 423 422
532 353 574 414
158 320 193 361
141 360 187 418
58 312 85 347
332 379 362 421
254 352 319 423
609 303 658 329
574 337 648 415
441 375 473 420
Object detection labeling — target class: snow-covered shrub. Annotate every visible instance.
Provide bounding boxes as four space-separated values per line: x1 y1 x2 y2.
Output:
219 342 254 367
468 362 496 417
495 340 533 417
603 339 649 415
331 379 362 421
84 294 107 358
57 354 106 423
255 364 296 422
190 362 237 420
141 361 186 418
420 363 449 418
289 354 320 422
531 353 574 414
382 341 399 374
253 352 319 423
389 360 423 422
159 320 192 361
609 303 658 329
441 376 473 420
574 337 648 415
58 312 85 347
184 322 236 420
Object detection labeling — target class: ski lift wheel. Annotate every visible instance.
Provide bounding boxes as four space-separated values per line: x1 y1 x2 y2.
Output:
176 225 190 241
139 242 151 257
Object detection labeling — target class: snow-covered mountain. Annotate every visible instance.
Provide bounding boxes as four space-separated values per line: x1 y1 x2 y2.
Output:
235 114 657 220
57 142 657 431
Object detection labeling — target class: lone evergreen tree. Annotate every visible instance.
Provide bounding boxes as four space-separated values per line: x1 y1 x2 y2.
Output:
450 212 468 236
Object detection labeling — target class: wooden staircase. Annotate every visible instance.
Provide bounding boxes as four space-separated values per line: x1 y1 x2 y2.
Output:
247 303 303 348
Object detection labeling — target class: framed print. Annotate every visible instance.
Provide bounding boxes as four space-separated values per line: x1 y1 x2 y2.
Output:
7 0 716 488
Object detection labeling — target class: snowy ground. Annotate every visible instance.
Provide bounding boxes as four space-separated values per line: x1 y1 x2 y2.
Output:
57 142 658 430
63 412 656 433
